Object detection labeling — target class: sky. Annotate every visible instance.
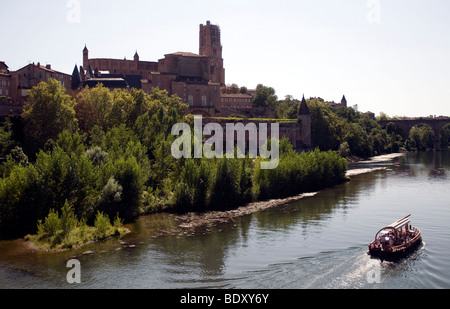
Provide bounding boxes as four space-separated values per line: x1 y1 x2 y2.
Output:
1 0 450 117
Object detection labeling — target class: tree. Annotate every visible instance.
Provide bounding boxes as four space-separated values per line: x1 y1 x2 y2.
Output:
253 84 278 108
308 98 341 151
276 96 299 119
0 118 14 158
22 79 78 154
208 158 241 210
409 124 434 151
440 124 450 149
75 84 114 132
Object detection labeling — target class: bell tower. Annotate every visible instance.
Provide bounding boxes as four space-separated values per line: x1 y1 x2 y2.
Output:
200 21 225 85
83 45 89 69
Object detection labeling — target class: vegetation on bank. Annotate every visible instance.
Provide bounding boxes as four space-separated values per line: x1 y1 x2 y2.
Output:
2 80 446 246
26 201 127 250
0 80 347 245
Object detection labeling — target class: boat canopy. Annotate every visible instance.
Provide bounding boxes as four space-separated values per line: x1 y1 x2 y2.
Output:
389 215 411 230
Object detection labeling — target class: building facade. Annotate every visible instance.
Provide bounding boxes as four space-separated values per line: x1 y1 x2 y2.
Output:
11 62 72 104
73 21 226 117
0 62 12 102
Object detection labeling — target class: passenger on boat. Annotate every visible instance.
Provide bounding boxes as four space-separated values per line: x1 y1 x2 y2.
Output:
381 236 390 250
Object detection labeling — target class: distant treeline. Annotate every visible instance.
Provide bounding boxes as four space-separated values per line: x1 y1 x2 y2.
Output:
275 95 450 155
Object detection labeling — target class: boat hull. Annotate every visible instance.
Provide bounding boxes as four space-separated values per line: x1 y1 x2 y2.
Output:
369 235 422 261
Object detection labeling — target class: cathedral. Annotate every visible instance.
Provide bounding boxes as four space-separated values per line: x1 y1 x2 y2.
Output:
71 21 312 150
72 21 225 117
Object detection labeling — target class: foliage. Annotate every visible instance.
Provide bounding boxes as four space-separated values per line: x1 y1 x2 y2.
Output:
252 140 347 201
32 204 126 250
2 80 353 245
0 117 14 158
408 124 435 151
22 79 78 155
440 124 450 149
253 84 278 108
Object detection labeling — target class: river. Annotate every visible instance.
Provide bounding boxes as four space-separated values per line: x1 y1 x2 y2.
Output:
1 151 450 289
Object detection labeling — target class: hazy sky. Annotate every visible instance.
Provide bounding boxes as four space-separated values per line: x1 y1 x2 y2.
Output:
2 0 450 117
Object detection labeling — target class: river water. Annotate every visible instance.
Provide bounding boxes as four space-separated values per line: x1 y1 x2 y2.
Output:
1 151 450 289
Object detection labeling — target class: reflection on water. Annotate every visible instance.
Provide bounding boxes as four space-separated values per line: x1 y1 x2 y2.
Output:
1 151 450 289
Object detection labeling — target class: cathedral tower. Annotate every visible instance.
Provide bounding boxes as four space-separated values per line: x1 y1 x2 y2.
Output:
199 21 225 85
83 45 89 69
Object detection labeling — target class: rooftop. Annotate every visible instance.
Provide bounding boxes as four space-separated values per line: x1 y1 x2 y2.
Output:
168 52 205 57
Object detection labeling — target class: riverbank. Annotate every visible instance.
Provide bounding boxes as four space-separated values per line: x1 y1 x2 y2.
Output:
175 193 318 232
349 152 406 164
345 152 406 177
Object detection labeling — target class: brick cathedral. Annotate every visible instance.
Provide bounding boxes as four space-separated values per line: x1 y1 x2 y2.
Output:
72 21 229 118
70 20 312 150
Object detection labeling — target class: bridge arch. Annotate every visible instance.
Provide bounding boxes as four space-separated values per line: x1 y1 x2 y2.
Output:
408 123 435 151
440 123 450 149
378 118 450 151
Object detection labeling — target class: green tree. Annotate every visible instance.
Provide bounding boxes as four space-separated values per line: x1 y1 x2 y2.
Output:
409 124 435 151
34 145 99 221
22 79 78 154
0 164 42 236
276 96 299 119
440 124 450 149
75 84 114 132
0 118 14 158
208 158 242 210
308 99 341 151
253 84 278 108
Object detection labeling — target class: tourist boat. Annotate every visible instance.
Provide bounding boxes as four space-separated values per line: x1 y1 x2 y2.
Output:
368 214 422 260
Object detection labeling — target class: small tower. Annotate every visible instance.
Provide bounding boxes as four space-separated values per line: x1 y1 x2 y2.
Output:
134 51 140 70
71 65 81 90
341 95 347 107
83 45 89 70
297 95 312 149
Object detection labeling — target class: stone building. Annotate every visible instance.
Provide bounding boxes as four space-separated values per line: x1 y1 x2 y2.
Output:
73 21 225 117
201 95 312 152
0 61 72 115
70 20 311 149
11 62 72 104
0 62 12 102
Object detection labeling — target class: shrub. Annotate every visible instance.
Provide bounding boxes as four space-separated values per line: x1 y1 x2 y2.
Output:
37 209 61 238
94 212 112 239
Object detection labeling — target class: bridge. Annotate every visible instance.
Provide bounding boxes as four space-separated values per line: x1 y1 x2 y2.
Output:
378 117 450 150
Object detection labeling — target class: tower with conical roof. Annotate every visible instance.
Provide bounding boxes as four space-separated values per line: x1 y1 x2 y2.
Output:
341 95 347 107
134 51 139 70
83 45 89 69
297 95 312 148
71 65 81 90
